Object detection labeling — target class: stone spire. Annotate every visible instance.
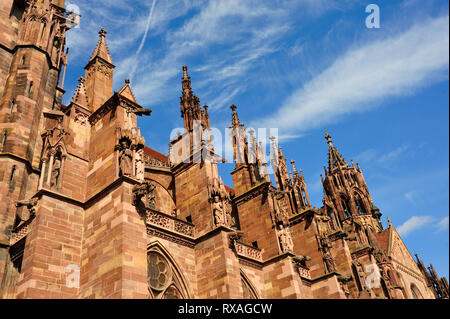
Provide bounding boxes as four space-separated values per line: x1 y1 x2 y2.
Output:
71 77 89 108
230 104 240 127
180 66 202 131
84 28 115 112
325 131 348 173
89 28 114 65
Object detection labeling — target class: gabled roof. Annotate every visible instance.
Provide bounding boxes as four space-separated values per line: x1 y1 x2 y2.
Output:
144 146 169 163
117 80 137 104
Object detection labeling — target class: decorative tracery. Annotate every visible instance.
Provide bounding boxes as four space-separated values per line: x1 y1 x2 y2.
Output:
147 246 190 299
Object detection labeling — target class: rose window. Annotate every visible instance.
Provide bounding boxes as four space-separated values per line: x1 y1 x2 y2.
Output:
147 252 171 290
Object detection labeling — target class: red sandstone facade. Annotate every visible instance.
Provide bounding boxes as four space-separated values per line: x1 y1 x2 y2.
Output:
0 0 448 299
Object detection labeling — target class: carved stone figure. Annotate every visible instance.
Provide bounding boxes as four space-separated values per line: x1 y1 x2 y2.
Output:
224 205 235 228
50 154 62 188
316 212 331 238
118 140 133 176
278 224 294 252
212 195 224 226
132 181 155 207
135 148 145 180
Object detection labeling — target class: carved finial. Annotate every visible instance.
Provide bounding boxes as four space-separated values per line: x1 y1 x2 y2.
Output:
325 130 332 146
98 28 107 38
182 65 188 79
125 78 130 84
230 104 240 126
387 217 392 227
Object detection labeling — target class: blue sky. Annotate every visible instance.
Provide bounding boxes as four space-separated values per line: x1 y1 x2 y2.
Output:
63 0 449 278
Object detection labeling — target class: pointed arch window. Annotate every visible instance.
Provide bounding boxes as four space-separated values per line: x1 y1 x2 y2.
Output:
147 249 189 299
341 197 351 219
10 99 15 113
241 273 258 299
410 284 423 299
302 189 309 207
1 131 7 149
354 193 367 215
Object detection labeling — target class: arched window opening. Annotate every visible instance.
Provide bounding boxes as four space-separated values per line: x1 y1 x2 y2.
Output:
241 273 258 299
10 99 15 113
352 264 363 291
302 190 308 207
1 131 7 148
40 20 47 41
341 197 351 218
28 81 33 97
147 249 189 299
163 285 183 299
9 165 16 192
410 284 423 299
355 194 367 215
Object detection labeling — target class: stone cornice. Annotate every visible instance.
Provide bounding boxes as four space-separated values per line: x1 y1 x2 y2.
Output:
233 181 270 206
0 152 40 173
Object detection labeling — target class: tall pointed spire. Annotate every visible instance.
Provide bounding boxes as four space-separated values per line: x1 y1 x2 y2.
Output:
71 77 89 108
180 66 202 131
230 104 240 127
89 28 114 65
84 28 115 111
325 130 348 172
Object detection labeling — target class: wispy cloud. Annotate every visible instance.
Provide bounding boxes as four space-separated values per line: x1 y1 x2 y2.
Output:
435 216 449 233
397 215 449 236
253 15 449 133
397 216 436 236
378 145 409 163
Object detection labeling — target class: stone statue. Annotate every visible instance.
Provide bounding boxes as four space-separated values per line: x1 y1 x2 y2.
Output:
224 205 235 228
135 148 145 180
118 140 133 176
320 237 336 273
323 248 336 273
212 195 224 226
278 224 294 252
50 155 62 188
316 212 331 238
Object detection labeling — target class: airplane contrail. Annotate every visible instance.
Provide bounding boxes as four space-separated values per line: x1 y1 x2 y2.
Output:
130 0 157 81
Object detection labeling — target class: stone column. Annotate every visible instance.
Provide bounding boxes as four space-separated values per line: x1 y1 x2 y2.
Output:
46 153 54 187
38 159 47 189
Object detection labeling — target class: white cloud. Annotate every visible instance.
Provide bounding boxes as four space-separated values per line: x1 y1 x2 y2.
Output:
378 145 409 163
253 15 449 133
397 216 436 236
435 216 449 233
404 191 416 203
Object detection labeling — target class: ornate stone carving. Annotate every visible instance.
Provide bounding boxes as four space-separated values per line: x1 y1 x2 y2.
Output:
278 224 294 253
15 197 38 228
74 109 89 126
292 255 312 279
133 181 156 207
318 236 336 273
117 139 133 177
135 148 145 180
315 211 331 238
146 210 195 238
229 232 263 263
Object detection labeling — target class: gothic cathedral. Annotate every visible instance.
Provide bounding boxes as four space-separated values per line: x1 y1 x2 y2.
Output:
0 0 448 299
